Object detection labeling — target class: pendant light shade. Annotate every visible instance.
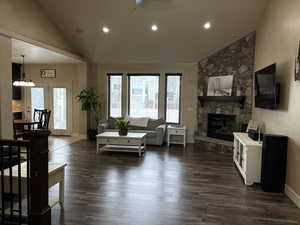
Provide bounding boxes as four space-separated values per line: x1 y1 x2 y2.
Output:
13 80 35 87
13 55 35 87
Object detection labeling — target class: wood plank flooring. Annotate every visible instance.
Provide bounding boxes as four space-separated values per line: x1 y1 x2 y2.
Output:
48 136 83 152
49 140 300 225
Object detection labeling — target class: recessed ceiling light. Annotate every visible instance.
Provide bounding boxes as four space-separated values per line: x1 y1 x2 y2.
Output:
102 26 110 33
203 22 211 30
151 24 158 32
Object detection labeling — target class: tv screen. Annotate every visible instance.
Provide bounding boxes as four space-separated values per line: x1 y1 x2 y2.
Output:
255 64 280 110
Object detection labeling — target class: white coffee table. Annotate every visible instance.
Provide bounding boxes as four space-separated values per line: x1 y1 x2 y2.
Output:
96 132 147 157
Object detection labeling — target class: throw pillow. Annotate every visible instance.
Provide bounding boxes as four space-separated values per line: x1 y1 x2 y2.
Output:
147 118 165 130
125 117 149 127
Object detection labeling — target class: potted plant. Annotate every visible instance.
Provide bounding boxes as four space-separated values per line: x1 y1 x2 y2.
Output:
76 88 101 140
115 119 130 136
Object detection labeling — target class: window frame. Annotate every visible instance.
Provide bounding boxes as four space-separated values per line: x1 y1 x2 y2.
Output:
165 73 182 124
107 73 123 118
127 73 160 119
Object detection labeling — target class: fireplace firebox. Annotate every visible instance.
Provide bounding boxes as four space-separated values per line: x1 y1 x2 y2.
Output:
207 114 236 141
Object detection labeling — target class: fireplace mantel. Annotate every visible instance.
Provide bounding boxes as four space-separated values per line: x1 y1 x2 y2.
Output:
198 96 246 109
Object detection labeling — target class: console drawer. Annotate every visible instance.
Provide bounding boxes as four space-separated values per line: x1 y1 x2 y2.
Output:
98 137 142 145
168 129 185 135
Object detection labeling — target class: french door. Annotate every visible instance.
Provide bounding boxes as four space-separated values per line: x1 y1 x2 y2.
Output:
25 84 72 136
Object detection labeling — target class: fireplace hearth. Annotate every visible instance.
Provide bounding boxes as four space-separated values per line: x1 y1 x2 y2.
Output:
207 114 236 141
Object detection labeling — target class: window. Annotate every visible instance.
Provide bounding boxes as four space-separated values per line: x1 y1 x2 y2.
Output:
30 87 45 120
53 88 67 130
165 74 182 123
128 74 159 119
108 74 123 118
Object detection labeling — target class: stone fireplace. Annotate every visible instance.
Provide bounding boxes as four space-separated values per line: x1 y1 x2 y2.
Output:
195 33 255 154
207 114 236 141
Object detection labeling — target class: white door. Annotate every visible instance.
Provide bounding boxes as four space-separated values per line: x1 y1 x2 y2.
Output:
26 84 72 136
26 86 48 120
50 87 72 136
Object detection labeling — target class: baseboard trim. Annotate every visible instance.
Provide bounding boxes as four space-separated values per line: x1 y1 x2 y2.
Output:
285 185 300 208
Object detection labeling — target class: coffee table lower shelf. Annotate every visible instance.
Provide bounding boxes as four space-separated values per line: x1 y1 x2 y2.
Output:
99 145 145 156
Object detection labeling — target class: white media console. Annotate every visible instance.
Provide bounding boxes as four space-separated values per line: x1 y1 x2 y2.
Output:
233 132 263 185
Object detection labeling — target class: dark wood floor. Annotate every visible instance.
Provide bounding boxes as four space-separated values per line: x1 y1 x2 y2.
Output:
49 140 300 225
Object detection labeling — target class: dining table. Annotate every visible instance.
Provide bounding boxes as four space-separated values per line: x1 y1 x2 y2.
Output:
13 120 40 131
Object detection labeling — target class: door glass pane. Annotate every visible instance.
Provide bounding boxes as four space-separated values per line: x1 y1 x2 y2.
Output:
166 75 181 123
53 88 67 130
109 76 122 118
31 88 45 120
129 76 159 119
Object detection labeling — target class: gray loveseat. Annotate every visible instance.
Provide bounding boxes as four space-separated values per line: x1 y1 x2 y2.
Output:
98 118 167 146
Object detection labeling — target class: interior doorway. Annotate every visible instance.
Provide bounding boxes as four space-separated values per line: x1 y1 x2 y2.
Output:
25 83 72 136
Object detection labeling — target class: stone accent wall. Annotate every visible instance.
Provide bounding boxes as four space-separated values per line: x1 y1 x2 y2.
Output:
197 33 255 140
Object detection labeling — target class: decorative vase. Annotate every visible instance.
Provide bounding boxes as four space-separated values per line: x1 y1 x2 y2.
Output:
118 128 128 136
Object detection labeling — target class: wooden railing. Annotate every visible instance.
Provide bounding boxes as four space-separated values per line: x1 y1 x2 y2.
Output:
0 139 30 225
0 130 51 225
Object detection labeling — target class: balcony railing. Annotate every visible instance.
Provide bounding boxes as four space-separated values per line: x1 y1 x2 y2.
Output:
0 130 51 225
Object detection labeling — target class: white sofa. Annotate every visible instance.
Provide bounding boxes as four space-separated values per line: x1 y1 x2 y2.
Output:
98 117 167 146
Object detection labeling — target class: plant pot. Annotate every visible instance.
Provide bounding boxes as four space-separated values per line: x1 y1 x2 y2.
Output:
118 128 128 136
87 128 98 140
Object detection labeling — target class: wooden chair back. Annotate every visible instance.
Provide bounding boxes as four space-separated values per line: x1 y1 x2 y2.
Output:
41 110 51 130
33 109 47 129
13 123 24 140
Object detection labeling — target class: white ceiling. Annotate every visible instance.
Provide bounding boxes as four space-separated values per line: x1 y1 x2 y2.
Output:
36 0 269 63
12 39 83 64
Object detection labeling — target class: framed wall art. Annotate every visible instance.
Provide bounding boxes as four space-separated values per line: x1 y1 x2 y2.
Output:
207 75 233 96
40 69 56 78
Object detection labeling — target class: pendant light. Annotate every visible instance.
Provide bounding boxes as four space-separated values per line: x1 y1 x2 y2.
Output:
13 55 35 87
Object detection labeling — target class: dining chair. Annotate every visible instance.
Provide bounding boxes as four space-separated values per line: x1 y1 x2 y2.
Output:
40 110 51 130
13 123 24 140
33 109 47 129
13 123 31 140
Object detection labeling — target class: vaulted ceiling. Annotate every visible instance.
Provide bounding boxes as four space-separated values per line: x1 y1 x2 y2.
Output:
12 39 83 64
36 0 268 63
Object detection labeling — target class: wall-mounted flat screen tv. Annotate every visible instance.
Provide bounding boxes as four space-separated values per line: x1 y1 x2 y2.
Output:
255 64 280 110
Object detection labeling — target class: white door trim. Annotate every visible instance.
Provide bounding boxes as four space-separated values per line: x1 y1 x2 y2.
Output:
49 83 72 136
24 83 49 120
25 82 72 136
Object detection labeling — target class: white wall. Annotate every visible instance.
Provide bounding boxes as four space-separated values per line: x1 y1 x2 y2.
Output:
0 0 85 139
0 35 13 139
0 0 74 54
89 63 198 143
254 0 300 200
16 63 88 137
76 63 88 137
